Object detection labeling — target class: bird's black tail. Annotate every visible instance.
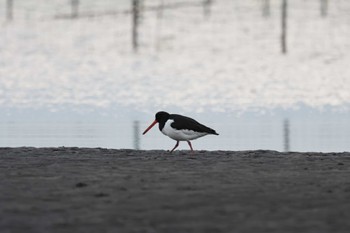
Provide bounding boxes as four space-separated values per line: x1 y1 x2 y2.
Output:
207 127 219 135
211 130 219 135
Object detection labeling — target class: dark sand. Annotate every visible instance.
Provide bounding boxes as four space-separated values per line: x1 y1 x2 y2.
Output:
1 148 350 233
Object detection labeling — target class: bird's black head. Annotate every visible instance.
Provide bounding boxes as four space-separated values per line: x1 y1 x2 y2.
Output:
155 111 170 123
143 111 170 135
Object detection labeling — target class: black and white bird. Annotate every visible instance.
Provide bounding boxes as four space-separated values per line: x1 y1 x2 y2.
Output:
143 111 219 152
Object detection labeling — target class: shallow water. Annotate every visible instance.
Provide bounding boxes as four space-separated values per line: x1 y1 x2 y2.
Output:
1 110 349 152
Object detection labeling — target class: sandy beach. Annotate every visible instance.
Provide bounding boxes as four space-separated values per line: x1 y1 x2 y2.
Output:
1 147 350 233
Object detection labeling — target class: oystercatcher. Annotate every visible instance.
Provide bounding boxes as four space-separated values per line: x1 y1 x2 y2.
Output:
143 111 219 152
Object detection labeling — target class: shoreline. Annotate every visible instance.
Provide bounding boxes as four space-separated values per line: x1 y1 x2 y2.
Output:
1 148 350 232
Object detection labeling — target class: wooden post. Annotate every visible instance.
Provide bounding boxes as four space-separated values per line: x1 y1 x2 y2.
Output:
155 0 164 51
320 0 328 17
71 0 79 19
132 0 141 52
283 119 290 152
203 0 212 18
262 0 270 17
133 121 140 150
281 0 288 54
157 0 164 19
6 0 13 21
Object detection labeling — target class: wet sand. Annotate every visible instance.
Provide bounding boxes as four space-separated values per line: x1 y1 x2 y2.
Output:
1 147 350 233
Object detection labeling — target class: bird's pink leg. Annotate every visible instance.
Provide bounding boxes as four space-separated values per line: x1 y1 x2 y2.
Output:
187 141 194 151
170 141 179 153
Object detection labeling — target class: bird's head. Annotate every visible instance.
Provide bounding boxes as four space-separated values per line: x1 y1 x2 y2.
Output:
143 111 170 135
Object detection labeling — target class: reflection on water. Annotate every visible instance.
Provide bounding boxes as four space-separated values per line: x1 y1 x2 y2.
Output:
0 122 130 149
1 117 349 152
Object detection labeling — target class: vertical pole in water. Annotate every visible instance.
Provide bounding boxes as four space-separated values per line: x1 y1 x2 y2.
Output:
320 0 328 17
283 119 290 152
133 121 140 150
71 0 79 19
262 0 270 17
203 0 212 18
155 0 164 51
281 0 288 54
132 0 140 53
6 0 13 21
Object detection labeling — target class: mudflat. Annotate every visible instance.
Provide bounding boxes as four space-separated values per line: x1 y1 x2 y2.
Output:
1 147 350 233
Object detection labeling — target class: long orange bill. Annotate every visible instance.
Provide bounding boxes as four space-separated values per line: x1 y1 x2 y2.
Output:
143 120 158 135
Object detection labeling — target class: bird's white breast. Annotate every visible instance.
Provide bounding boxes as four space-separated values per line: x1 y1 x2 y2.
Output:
161 120 208 141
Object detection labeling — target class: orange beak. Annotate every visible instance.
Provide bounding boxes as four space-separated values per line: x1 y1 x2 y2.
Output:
143 120 158 135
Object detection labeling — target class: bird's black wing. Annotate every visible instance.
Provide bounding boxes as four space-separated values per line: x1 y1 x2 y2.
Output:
170 114 219 135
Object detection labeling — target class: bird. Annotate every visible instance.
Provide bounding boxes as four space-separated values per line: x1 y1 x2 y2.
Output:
143 111 219 152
